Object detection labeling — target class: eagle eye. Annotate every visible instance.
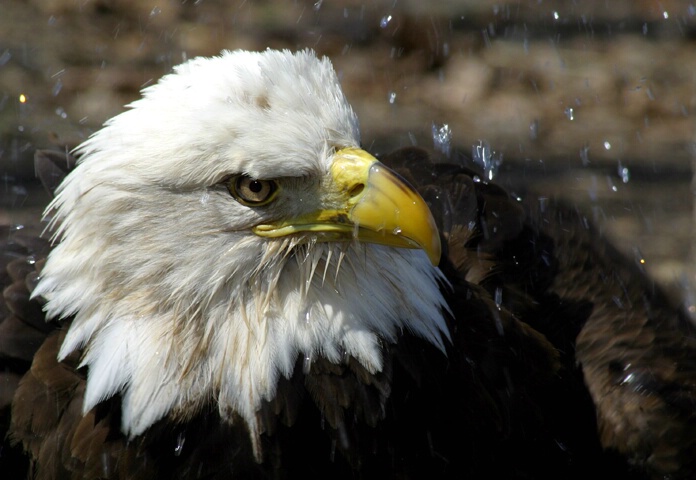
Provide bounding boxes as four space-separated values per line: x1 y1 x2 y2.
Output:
227 176 278 206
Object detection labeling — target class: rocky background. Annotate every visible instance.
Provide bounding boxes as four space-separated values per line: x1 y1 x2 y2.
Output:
1 0 695 305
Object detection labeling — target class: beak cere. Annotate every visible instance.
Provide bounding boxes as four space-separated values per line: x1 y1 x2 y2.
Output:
253 147 442 266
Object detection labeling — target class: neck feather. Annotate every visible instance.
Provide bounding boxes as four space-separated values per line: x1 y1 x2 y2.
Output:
36 236 449 455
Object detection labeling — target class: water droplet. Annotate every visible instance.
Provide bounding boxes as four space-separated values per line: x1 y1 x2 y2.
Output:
603 141 611 150
663 11 669 19
580 144 590 166
432 123 452 157
633 247 646 268
392 227 402 235
388 91 396 104
494 287 503 309
492 310 504 335
199 191 210 206
150 6 161 17
303 353 312 374
617 162 630 183
0 50 11 67
553 11 560 20
174 432 185 456
564 107 574 120
55 107 67 119
52 79 63 96
471 140 503 180
313 0 323 11
529 119 539 140
380 14 392 28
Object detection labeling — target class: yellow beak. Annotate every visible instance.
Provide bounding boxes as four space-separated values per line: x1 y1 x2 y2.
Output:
252 148 441 265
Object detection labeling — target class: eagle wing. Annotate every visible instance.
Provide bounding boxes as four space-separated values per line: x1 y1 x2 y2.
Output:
385 146 696 478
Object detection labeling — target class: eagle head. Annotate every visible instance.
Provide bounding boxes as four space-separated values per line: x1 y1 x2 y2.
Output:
33 49 449 451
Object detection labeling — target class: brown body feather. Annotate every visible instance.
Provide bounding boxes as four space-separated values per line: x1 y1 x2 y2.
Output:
1 147 694 478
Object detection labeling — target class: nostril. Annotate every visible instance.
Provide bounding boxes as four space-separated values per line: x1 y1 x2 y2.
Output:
349 183 365 198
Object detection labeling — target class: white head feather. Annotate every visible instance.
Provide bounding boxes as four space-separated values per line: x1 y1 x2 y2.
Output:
33 49 449 452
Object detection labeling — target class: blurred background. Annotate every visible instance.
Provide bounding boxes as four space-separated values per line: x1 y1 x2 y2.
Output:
1 0 695 305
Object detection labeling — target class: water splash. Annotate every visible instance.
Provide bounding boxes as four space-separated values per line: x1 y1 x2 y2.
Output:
529 119 539 140
303 353 312 374
471 140 503 181
617 161 630 183
494 287 503 309
380 15 393 28
174 432 186 456
0 50 11 67
431 122 452 158
52 79 63 96
580 144 590 166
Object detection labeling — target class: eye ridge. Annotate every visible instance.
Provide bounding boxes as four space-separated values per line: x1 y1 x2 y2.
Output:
228 175 278 206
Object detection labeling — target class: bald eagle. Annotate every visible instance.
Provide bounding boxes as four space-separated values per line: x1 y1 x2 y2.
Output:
1 49 696 479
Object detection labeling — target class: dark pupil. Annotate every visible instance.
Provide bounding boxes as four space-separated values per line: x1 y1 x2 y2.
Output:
249 180 263 193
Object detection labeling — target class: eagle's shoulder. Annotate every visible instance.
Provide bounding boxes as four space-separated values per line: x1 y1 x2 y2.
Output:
388 145 696 478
